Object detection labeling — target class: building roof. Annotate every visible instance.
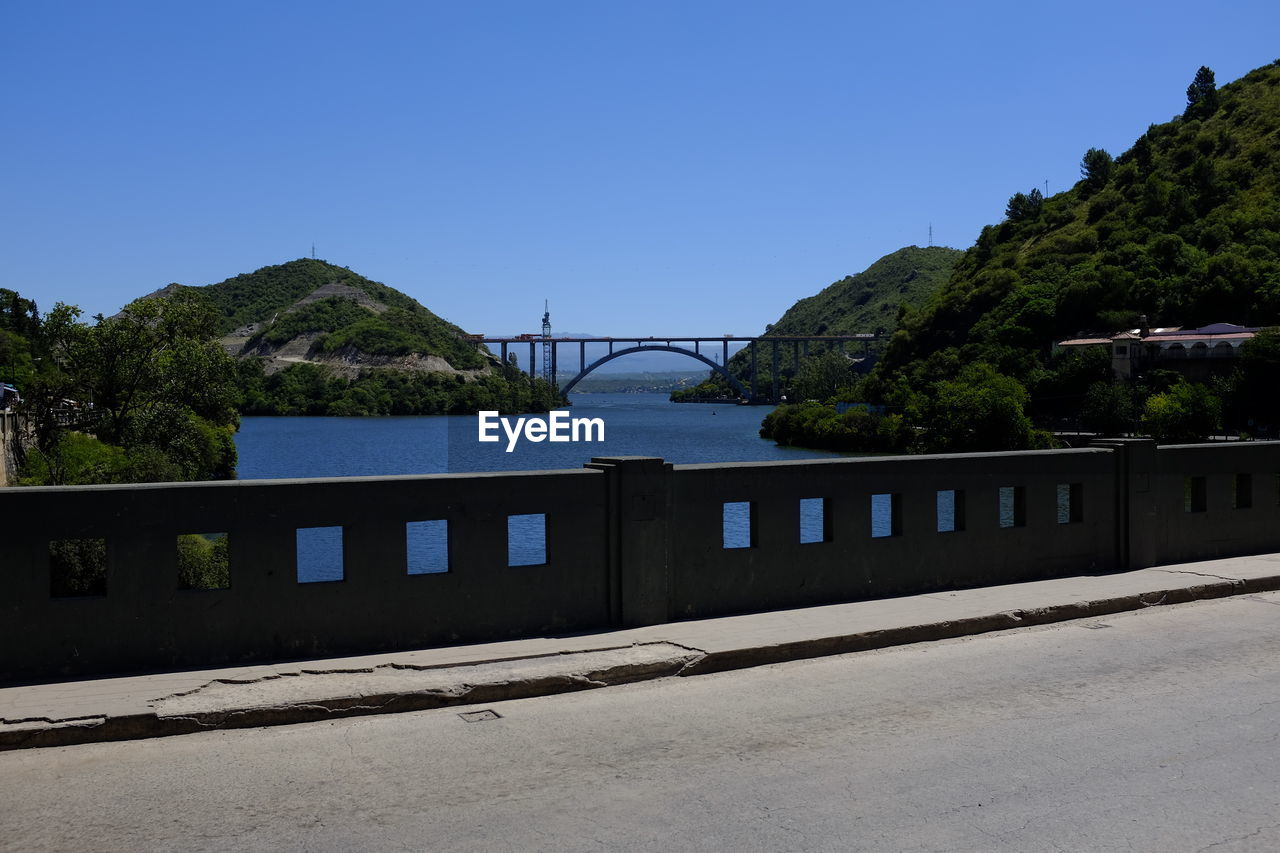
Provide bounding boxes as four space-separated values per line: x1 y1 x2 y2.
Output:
1056 336 1111 347
1147 322 1258 337
1058 322 1262 349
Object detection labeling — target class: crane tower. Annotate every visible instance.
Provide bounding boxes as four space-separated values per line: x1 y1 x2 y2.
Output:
541 300 554 386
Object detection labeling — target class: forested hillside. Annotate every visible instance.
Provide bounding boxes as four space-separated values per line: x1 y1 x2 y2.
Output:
883 61 1280 388
764 61 1280 452
191 258 486 370
135 259 563 416
763 246 963 340
673 245 960 401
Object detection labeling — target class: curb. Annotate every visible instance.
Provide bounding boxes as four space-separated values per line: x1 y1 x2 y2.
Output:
5 572 1279 752
683 574 1280 676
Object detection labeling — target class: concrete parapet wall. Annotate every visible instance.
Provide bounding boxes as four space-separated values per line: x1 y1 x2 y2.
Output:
667 449 1119 620
1 470 610 680
0 412 16 485
1151 442 1280 563
4 440 1280 681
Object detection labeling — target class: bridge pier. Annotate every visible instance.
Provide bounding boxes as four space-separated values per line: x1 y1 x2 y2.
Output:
750 342 758 402
771 340 780 402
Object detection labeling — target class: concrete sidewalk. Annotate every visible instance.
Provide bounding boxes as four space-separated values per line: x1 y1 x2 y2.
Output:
5 553 1280 751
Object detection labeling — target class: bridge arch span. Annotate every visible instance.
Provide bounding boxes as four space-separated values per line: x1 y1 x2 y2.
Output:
560 345 749 399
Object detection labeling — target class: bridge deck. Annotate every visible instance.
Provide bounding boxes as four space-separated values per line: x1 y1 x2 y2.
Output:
473 335 880 343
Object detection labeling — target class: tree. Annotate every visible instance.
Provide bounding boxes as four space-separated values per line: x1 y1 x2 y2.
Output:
1225 329 1280 434
1185 65 1219 118
1005 188 1044 221
1080 148 1114 194
1140 381 1221 443
792 350 855 401
42 292 238 445
1081 381 1137 435
1005 192 1029 221
0 288 40 337
27 290 240 483
916 363 1042 453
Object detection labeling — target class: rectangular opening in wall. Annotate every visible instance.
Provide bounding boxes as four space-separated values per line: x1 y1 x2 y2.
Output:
297 526 344 583
177 533 230 590
871 493 901 538
936 489 966 533
998 486 1026 529
49 538 106 598
1184 476 1207 513
507 513 547 566
799 498 828 544
722 501 755 549
407 520 449 574
1056 483 1083 524
1234 474 1253 510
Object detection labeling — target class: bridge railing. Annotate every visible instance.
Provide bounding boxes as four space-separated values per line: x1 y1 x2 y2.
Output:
1148 441 1280 564
1 469 610 680
662 449 1119 620
4 439 1280 681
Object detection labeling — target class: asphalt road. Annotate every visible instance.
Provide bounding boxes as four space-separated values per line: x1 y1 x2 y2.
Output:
4 594 1280 852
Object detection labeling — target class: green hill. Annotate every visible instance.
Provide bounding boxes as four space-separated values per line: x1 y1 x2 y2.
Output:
131 259 563 416
202 258 428 334
759 245 963 340
673 245 960 400
882 60 1280 389
183 258 486 372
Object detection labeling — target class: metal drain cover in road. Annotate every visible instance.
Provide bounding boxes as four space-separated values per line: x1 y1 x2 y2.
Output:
458 709 502 722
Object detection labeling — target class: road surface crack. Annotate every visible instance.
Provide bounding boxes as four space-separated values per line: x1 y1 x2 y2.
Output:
1196 818 1280 852
1154 569 1241 583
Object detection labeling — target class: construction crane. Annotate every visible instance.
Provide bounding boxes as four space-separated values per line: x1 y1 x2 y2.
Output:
541 300 553 386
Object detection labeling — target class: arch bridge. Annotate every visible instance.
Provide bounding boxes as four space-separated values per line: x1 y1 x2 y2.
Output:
472 335 881 403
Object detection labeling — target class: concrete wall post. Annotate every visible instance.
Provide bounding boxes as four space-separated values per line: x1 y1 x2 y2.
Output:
585 456 672 627
1090 438 1158 569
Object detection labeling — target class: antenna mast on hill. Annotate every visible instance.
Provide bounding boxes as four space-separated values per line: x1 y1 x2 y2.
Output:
311 243 316 259
541 300 554 386
928 224 933 247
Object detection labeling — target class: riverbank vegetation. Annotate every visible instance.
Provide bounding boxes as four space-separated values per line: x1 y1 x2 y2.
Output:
3 284 566 487
237 358 563 416
13 290 241 486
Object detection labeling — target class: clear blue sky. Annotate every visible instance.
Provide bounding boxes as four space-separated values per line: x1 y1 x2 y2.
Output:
4 1 1278 337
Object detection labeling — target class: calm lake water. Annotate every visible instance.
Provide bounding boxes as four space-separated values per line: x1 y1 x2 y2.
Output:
233 394 1003 579
234 392 842 478
233 393 846 577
